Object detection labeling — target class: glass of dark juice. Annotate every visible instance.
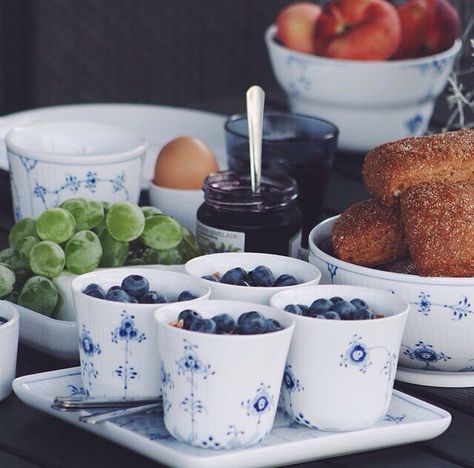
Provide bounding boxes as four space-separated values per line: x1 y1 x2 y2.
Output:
224 112 339 251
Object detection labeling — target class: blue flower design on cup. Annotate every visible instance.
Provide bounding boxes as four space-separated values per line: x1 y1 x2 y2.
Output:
281 364 304 420
111 311 147 397
341 335 371 372
78 324 101 392
402 341 451 370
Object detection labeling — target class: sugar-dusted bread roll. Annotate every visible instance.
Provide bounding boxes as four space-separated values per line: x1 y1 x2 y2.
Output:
399 181 474 277
332 199 409 267
362 129 474 207
377 257 418 275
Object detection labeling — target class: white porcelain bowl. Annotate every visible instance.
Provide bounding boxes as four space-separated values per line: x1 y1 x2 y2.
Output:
265 25 461 153
148 180 203 235
5 120 147 220
271 284 408 431
308 216 474 374
71 267 211 398
155 299 294 449
185 252 322 304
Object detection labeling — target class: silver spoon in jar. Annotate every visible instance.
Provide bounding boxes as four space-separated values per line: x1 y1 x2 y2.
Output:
246 85 265 194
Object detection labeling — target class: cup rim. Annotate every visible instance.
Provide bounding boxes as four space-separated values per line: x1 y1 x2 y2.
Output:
0 302 19 331
5 120 148 165
265 24 463 67
224 111 339 142
154 299 295 340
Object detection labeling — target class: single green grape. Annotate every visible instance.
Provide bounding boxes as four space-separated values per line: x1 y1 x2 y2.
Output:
140 214 182 250
60 198 104 230
0 248 30 275
65 230 102 274
106 201 145 242
142 247 183 265
29 241 65 278
9 217 37 250
141 206 163 218
0 263 15 297
18 275 58 316
99 229 129 267
36 208 76 243
18 236 40 258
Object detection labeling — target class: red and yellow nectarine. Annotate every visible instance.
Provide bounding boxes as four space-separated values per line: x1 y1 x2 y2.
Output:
276 2 322 54
313 0 401 60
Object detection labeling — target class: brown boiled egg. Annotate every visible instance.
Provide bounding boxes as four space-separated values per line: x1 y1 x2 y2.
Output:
153 136 219 189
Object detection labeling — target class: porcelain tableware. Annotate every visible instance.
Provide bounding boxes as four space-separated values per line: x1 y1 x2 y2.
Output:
0 301 19 401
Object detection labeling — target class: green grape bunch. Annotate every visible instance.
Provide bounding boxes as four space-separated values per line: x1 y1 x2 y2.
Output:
1 197 202 317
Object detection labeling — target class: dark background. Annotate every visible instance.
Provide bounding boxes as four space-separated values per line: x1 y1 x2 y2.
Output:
0 0 472 119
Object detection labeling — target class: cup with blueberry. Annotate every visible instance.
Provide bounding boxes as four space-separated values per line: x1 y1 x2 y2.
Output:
185 252 321 304
0 301 19 402
71 267 211 398
270 284 409 432
154 299 295 449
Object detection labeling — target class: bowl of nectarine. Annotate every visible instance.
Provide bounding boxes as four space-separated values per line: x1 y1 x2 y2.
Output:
265 0 463 153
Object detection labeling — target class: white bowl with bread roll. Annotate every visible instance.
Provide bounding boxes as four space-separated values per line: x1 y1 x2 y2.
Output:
265 24 462 153
308 128 474 388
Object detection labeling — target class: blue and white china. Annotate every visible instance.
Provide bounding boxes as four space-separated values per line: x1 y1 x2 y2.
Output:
185 252 321 304
0 301 19 401
71 267 211 398
309 216 474 379
155 300 294 449
265 25 461 152
271 284 408 431
5 120 147 220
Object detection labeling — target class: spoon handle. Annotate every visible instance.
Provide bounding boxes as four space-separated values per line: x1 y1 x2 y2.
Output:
246 85 265 194
78 402 163 425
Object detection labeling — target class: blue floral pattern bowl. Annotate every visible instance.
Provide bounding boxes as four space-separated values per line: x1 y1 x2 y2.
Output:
265 25 461 153
155 300 294 449
309 216 474 374
5 120 147 220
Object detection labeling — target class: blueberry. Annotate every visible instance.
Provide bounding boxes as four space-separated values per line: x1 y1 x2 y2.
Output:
352 308 375 320
220 267 247 285
333 300 357 320
83 283 106 299
237 311 264 326
106 288 132 303
190 318 217 334
273 274 297 287
297 304 309 314
202 275 217 282
302 307 318 318
248 265 275 287
330 296 345 305
265 318 282 332
284 304 304 315
309 298 332 315
178 290 197 301
237 313 268 335
212 313 235 334
121 275 149 298
350 298 369 310
140 291 168 304
178 309 202 329
323 311 341 320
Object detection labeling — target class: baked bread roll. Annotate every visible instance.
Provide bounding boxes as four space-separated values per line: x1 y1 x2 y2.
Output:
362 129 474 207
399 181 474 277
332 199 409 267
377 257 418 275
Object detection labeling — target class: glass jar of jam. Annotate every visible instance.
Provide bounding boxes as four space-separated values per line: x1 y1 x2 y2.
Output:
196 171 302 256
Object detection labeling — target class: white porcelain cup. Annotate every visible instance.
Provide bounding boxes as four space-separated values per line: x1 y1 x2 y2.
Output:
155 300 295 449
5 120 147 220
271 284 409 431
71 267 211 398
0 301 19 401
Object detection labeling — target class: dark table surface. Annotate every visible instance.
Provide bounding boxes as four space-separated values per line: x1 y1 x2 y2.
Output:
0 94 473 468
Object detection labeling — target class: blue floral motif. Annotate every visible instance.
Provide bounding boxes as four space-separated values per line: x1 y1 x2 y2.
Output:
402 341 451 369
242 382 274 420
111 311 147 397
384 414 405 423
160 361 174 414
281 364 304 420
405 113 424 134
78 325 101 392
84 171 98 191
175 339 215 445
326 262 338 284
340 335 371 372
19 156 38 172
66 384 87 396
411 293 471 320
64 175 80 192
